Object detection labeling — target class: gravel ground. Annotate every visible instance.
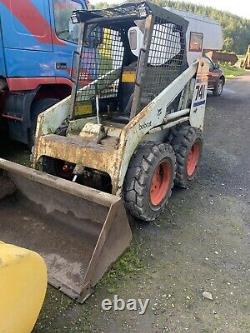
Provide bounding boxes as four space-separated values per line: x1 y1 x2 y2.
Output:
2 73 250 333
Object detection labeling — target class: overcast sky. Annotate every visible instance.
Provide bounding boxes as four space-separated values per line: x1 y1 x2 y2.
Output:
89 0 250 19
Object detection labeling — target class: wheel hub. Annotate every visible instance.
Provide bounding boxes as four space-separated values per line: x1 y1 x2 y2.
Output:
218 81 223 94
150 160 172 206
186 142 201 177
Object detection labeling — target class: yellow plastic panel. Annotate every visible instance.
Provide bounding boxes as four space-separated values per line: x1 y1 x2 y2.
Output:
75 102 93 116
122 71 136 83
0 242 47 333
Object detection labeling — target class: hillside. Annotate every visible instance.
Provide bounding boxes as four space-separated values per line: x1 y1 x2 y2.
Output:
94 0 250 54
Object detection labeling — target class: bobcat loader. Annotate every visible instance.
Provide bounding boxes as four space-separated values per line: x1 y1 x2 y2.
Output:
0 2 209 303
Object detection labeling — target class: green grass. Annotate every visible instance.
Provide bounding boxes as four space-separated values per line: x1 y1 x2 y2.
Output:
34 241 145 332
96 242 145 294
220 63 246 79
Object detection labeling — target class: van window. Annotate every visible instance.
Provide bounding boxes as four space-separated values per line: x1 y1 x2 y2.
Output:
189 32 203 52
53 0 83 43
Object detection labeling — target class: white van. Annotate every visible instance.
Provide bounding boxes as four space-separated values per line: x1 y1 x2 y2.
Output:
165 7 224 65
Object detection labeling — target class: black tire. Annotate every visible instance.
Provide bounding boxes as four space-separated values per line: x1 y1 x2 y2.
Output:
213 78 224 96
171 125 203 188
29 98 60 148
123 142 176 222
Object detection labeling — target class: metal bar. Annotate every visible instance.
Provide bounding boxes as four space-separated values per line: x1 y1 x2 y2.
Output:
95 85 100 124
69 22 85 120
1 114 23 121
149 116 190 134
164 108 190 121
130 14 155 119
79 14 141 26
77 68 121 101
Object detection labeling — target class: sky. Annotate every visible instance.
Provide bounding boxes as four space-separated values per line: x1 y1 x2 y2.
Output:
89 0 250 19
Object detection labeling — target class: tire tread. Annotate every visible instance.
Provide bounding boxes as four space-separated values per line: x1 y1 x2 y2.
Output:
124 142 176 222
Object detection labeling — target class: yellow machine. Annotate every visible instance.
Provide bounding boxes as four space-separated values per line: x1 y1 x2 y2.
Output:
242 45 250 69
0 242 47 333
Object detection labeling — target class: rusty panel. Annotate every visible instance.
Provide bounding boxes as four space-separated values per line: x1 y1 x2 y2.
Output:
36 134 123 192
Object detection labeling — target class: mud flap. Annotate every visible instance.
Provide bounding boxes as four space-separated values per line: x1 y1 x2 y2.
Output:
0 158 132 302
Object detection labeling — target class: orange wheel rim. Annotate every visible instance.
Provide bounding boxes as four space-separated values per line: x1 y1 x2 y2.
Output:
186 142 201 177
150 160 172 206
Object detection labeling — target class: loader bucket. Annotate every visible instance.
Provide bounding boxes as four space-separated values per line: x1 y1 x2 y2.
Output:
0 158 132 302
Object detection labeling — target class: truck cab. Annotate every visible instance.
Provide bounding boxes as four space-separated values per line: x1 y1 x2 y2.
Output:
0 0 87 146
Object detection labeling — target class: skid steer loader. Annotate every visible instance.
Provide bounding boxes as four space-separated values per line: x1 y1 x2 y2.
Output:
0 2 209 302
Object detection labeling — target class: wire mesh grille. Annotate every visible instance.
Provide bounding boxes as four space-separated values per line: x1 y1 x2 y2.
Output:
92 2 148 19
140 17 185 108
75 25 124 107
73 6 187 118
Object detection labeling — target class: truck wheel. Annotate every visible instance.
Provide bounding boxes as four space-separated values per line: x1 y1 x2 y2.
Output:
213 79 224 96
123 142 176 222
171 125 203 188
29 98 60 148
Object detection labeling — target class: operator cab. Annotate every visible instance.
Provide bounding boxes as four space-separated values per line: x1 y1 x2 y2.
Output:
70 2 188 125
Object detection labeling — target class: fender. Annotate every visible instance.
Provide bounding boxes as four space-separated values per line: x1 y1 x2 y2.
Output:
3 80 73 145
3 90 37 144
